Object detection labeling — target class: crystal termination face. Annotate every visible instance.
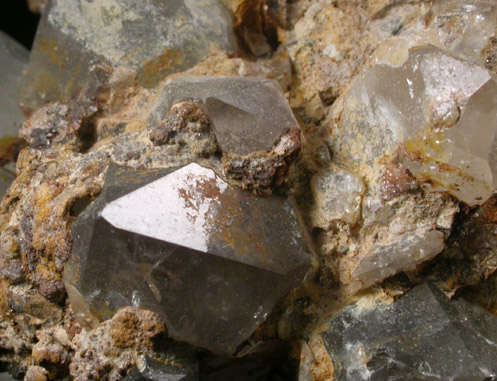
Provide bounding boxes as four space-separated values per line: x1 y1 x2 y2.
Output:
64 163 314 354
322 283 497 380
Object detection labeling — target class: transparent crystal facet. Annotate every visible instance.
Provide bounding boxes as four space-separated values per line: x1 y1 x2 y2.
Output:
0 32 29 197
330 45 497 205
322 283 497 380
64 163 313 354
20 0 237 113
311 164 364 226
148 77 299 156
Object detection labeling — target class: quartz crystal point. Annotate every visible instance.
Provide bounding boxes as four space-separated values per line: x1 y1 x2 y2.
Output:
0 32 29 197
123 355 198 381
148 77 299 156
64 163 313 354
427 0 497 65
330 44 497 205
20 0 237 113
322 283 497 380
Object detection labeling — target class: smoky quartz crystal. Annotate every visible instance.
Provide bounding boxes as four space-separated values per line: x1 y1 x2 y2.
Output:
64 163 313 354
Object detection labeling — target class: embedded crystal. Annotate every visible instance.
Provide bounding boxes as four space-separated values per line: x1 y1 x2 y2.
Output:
149 77 299 156
0 32 29 197
0 31 28 137
322 283 497 380
310 164 364 226
20 0 237 113
64 163 313 354
330 44 497 205
427 0 497 65
352 230 445 289
123 355 198 381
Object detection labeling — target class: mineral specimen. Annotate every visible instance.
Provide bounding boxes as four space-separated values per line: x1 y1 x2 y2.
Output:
149 77 298 156
310 164 364 227
124 355 198 381
64 163 313 354
20 0 237 113
427 0 497 65
0 31 29 196
0 31 28 137
329 44 497 206
321 283 497 380
148 76 302 192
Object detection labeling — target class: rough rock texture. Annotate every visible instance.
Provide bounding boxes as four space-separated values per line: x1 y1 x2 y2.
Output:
2 0 497 379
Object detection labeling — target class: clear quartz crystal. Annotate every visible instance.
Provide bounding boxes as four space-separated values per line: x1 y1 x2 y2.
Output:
322 283 497 380
20 0 237 113
428 0 497 65
64 163 313 355
311 164 364 226
330 44 497 205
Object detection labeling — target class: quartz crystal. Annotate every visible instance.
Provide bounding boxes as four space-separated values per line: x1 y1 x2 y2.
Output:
148 77 299 156
123 355 197 381
310 164 364 226
427 0 497 65
20 0 237 113
64 163 313 354
0 31 28 137
0 32 29 197
352 230 445 288
322 283 497 380
330 44 497 205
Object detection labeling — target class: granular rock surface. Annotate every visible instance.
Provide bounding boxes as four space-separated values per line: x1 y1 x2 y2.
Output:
1 0 497 380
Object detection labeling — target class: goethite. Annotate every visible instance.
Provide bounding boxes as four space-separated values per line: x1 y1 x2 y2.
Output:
64 163 314 354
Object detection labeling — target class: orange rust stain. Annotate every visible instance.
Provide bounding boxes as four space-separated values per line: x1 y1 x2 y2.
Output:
40 39 65 68
138 48 183 88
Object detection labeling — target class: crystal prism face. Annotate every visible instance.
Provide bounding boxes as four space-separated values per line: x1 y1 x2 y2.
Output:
64 163 313 354
322 283 497 380
0 32 29 197
148 77 299 156
20 0 237 113
0 31 28 137
123 355 198 381
330 44 497 205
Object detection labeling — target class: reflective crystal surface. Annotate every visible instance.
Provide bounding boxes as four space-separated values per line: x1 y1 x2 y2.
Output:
123 355 198 381
352 230 445 288
0 31 28 137
322 283 497 380
64 163 313 354
311 164 364 226
0 32 29 197
148 77 299 156
427 0 497 65
20 0 237 113
330 44 497 205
